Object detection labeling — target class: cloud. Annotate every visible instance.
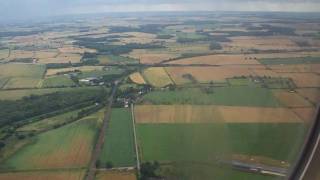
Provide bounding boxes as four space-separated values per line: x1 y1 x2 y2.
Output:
0 0 319 22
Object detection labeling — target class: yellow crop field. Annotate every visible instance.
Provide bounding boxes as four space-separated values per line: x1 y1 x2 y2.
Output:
95 170 136 180
0 170 85 180
3 78 41 89
129 72 146 84
143 67 173 87
38 53 82 64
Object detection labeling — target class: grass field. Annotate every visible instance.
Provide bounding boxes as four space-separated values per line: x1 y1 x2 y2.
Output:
42 75 76 88
3 77 41 89
259 57 320 65
0 77 9 88
134 105 301 123
0 87 105 100
0 64 46 78
136 123 306 163
17 105 96 132
98 55 138 65
0 170 85 180
77 67 125 79
0 110 104 170
0 49 9 59
99 108 135 167
142 87 281 107
95 170 136 180
143 67 173 87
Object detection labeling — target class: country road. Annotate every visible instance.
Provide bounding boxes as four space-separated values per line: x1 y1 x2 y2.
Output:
85 82 118 180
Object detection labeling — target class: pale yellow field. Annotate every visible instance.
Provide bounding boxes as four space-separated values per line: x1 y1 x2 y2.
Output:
0 170 85 180
225 36 299 50
280 73 320 87
143 67 173 87
119 32 157 44
34 51 58 59
273 90 313 107
129 72 146 84
296 88 320 104
127 49 179 64
95 170 136 180
135 105 302 123
166 66 257 84
46 66 104 76
166 54 260 65
38 53 82 64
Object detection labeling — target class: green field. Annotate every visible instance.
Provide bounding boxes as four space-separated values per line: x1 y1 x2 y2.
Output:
0 49 9 59
17 105 95 132
98 55 139 65
99 108 135 167
77 67 124 79
142 86 281 107
42 75 76 88
259 57 320 65
0 87 105 100
0 77 9 88
0 111 103 170
136 123 306 179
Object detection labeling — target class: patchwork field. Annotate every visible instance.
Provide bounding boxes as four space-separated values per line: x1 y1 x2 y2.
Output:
0 170 85 180
95 170 136 180
166 54 260 65
142 87 281 107
0 111 103 170
98 55 138 65
99 108 135 167
143 67 173 87
273 90 313 107
134 105 301 123
129 72 146 84
42 75 76 88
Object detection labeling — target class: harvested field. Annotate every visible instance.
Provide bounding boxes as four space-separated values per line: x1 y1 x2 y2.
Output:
296 88 320 104
38 53 82 64
280 73 320 87
226 36 299 50
46 66 104 76
129 72 146 84
95 170 136 180
292 108 317 123
1 111 103 170
166 54 260 65
0 63 46 78
59 46 96 54
3 78 41 89
143 67 173 87
9 50 34 60
0 170 85 180
166 66 255 84
273 90 313 107
134 105 301 123
34 51 58 59
268 64 320 73
0 49 9 59
127 49 179 64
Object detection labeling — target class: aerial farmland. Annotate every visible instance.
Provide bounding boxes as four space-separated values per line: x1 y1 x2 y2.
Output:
0 11 319 180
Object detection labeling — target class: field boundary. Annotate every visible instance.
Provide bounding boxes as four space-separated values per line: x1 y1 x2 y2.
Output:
131 104 141 173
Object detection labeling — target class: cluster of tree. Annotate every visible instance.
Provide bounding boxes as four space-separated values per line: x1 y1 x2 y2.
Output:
0 89 108 127
140 161 161 180
156 34 174 39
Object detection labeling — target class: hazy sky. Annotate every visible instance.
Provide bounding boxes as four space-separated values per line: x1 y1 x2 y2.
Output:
1 0 320 21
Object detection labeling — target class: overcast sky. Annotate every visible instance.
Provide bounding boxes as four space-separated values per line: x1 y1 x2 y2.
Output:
1 0 320 21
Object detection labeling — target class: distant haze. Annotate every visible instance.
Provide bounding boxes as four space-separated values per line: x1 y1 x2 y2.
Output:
1 0 320 21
